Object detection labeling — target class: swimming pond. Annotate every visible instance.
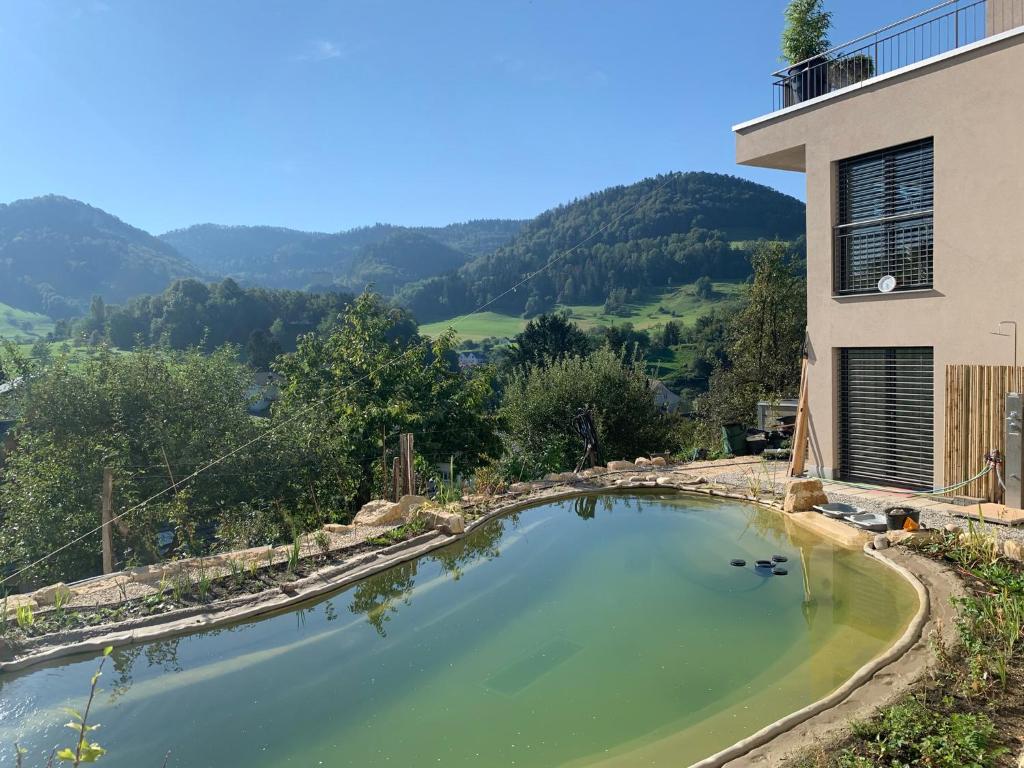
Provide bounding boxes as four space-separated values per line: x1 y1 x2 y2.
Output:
0 493 918 767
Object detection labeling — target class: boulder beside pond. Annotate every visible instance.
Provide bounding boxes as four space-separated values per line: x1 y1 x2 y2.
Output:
782 478 828 513
352 495 427 526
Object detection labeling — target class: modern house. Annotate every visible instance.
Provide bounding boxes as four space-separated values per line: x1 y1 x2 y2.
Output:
734 0 1024 490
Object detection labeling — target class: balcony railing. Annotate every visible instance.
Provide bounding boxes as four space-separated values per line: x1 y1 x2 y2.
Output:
772 0 995 111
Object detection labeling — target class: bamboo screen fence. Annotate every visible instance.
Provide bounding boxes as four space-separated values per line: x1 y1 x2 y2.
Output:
944 364 1024 501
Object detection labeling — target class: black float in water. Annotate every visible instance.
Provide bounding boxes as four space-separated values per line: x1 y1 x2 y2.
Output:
772 555 789 563
730 559 746 567
772 567 789 576
754 559 773 569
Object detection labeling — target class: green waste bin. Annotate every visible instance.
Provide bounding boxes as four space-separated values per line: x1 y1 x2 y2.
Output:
722 424 748 457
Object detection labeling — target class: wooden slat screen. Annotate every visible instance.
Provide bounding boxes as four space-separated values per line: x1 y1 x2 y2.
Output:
944 364 1024 501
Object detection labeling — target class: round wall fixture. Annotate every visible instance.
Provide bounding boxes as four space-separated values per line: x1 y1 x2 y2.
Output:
877 275 897 293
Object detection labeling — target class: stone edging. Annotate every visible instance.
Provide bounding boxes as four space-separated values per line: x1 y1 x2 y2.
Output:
689 543 932 768
0 472 935 768
0 489 592 675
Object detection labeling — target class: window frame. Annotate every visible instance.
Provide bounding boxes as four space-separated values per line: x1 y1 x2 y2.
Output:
833 138 934 297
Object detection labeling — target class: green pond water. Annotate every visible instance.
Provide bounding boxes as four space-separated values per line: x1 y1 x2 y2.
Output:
0 493 918 767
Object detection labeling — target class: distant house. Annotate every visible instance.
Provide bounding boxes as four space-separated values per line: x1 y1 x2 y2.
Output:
247 372 284 417
0 376 25 398
649 379 681 413
458 352 486 370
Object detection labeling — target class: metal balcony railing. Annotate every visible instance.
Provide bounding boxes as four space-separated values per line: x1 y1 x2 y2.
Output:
772 0 1004 111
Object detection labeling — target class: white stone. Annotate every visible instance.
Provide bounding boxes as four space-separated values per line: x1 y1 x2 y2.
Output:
651 456 667 467
607 460 635 471
1004 539 1023 562
324 523 354 534
873 534 890 550
634 457 652 466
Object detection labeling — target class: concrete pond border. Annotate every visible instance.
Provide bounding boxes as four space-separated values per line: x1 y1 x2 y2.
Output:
0 473 956 768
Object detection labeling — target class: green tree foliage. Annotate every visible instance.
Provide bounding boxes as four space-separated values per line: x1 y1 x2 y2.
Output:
499 347 670 473
694 276 714 299
273 293 499 503
505 313 592 371
694 241 806 448
397 173 805 323
96 278 353 356
160 220 523 291
0 346 287 584
781 0 833 65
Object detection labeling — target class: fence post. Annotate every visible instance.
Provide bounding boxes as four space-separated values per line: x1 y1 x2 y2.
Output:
398 433 415 497
101 468 114 574
391 457 400 501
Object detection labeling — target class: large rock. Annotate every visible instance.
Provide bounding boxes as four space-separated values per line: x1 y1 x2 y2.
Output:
782 478 828 513
634 457 652 466
425 508 466 535
508 482 532 494
352 495 428 526
607 460 635 471
651 456 667 467
32 582 72 607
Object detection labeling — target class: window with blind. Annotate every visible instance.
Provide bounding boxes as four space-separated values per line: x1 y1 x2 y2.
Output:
834 139 934 295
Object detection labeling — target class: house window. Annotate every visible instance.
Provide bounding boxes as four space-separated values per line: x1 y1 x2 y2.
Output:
834 139 933 295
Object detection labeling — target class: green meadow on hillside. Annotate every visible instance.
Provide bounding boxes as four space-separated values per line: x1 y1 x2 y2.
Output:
420 280 745 342
0 302 54 342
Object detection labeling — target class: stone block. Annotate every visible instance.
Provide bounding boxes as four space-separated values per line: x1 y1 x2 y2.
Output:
508 482 532 494
634 457 652 466
782 478 828 513
607 460 635 471
873 534 890 550
31 582 72 607
651 456 667 467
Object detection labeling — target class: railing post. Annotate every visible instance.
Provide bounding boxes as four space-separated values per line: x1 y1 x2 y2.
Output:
955 6 960 47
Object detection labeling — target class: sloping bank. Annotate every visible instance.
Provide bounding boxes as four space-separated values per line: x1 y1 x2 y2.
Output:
0 463 961 767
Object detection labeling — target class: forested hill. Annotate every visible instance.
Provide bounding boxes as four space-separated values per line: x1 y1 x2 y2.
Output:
396 172 806 323
0 196 201 318
160 219 524 291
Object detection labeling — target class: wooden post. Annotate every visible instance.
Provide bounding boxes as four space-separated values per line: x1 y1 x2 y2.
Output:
392 457 401 501
399 433 415 497
789 357 810 478
381 425 389 497
101 468 114 574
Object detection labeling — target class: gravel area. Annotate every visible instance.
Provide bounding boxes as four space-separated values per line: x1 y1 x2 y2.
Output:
706 462 1024 546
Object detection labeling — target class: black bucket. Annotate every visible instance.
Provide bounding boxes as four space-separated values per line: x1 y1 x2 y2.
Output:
885 507 921 531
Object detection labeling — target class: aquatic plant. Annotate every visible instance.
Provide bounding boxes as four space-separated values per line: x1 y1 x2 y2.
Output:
16 604 34 630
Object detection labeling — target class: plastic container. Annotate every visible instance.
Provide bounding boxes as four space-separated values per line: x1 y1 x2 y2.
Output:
885 507 921 531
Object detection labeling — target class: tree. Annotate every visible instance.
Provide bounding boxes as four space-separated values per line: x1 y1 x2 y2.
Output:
694 276 714 299
273 292 498 505
499 346 670 473
781 0 833 65
694 241 806 449
505 313 591 371
245 329 282 370
0 345 277 584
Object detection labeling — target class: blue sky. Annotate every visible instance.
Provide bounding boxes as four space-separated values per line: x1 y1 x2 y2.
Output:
0 0 930 234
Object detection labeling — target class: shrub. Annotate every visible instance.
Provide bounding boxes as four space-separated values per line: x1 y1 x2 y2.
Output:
499 346 670 471
839 696 1006 768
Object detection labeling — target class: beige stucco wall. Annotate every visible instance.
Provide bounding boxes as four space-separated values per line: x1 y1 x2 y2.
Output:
989 0 1024 34
734 32 1024 484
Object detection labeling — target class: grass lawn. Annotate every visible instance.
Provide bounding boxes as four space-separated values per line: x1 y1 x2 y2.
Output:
421 280 746 342
420 311 529 342
0 302 54 343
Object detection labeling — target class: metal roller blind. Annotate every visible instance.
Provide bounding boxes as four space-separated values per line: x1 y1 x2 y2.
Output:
834 138 933 295
839 347 934 488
